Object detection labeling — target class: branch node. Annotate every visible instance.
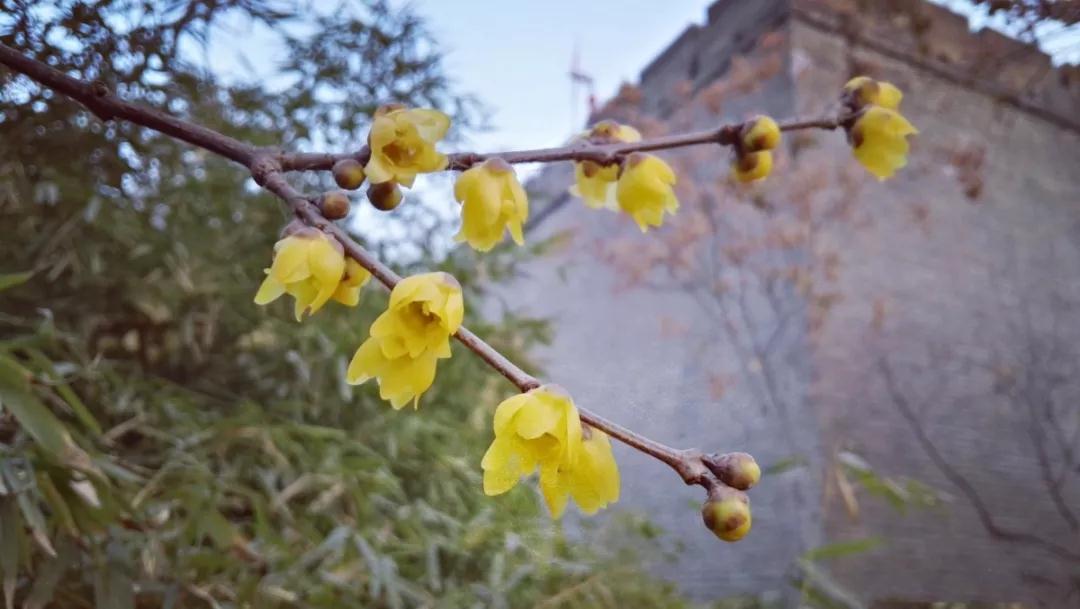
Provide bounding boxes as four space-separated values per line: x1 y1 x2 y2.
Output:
716 125 740 146
250 156 282 187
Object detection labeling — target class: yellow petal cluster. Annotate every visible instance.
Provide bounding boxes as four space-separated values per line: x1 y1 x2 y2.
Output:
254 230 370 320
454 158 529 252
569 121 641 210
615 152 679 232
732 115 781 183
842 76 917 180
346 272 463 409
843 76 903 110
482 386 620 518
365 107 450 188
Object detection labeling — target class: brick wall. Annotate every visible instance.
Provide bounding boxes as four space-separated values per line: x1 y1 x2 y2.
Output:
508 0 1080 605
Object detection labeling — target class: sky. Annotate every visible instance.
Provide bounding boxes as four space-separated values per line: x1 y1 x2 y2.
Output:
394 1 711 153
200 0 1077 158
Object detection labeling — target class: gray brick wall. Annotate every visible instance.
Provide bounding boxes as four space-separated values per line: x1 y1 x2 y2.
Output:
501 0 1080 605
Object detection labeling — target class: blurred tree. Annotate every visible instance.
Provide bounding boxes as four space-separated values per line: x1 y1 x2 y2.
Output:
0 1 694 607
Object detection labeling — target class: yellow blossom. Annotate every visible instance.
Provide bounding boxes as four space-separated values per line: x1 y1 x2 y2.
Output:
844 76 903 110
364 107 450 188
454 158 529 252
539 426 620 517
850 106 918 181
331 258 372 307
731 150 774 183
569 121 641 209
346 272 463 409
740 115 781 152
254 230 348 320
615 152 679 232
481 386 620 518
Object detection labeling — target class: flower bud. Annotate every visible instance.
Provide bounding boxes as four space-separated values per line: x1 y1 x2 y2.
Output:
740 115 780 152
843 76 903 111
702 488 752 542
367 181 403 211
332 159 366 190
731 151 773 183
319 190 351 220
703 452 761 490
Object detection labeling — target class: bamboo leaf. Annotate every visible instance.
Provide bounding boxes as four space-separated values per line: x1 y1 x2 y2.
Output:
94 541 134 609
0 271 33 293
16 491 56 558
24 349 102 436
25 536 76 609
802 537 884 562
0 355 98 477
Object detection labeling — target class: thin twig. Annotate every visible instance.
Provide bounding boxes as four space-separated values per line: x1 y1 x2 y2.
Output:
0 41 828 491
279 116 845 173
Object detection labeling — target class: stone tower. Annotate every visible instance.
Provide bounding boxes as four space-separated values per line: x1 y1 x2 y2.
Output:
498 0 1080 606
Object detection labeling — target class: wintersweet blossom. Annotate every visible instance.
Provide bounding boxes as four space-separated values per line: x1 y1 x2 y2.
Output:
732 150 774 183
539 425 620 517
346 272 463 409
732 115 781 183
364 106 450 188
254 229 351 320
330 258 373 307
454 158 528 252
843 76 903 110
482 386 620 518
569 120 641 210
615 152 679 232
850 106 918 181
842 76 916 180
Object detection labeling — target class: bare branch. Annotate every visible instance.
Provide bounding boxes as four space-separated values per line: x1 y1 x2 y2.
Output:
0 41 724 493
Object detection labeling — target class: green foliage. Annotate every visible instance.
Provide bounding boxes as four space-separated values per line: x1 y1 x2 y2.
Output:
838 451 947 513
0 1 697 607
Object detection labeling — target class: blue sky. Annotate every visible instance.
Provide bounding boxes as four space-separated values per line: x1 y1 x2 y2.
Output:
397 1 711 152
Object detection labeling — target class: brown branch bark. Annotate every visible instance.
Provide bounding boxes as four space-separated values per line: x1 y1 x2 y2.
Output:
280 116 844 173
1 41 721 492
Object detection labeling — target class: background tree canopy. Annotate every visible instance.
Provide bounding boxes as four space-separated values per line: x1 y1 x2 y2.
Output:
0 1 692 606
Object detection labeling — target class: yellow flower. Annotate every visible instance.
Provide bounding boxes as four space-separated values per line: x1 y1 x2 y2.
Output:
843 76 903 110
481 386 620 518
364 107 450 188
740 115 781 152
615 152 679 232
569 121 641 210
539 426 620 517
454 158 529 252
346 272 463 409
850 106 918 181
254 230 348 320
331 258 373 307
730 115 780 183
731 151 774 183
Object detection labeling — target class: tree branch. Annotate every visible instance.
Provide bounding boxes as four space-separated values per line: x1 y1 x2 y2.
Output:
280 116 846 173
1 41 720 492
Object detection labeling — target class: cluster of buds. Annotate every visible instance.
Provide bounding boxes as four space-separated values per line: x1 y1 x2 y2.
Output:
731 115 781 183
308 103 454 219
570 120 679 233
841 76 918 180
700 451 761 542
